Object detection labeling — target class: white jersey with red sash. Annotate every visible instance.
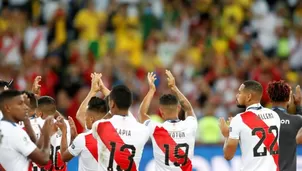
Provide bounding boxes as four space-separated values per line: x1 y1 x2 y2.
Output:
92 115 149 171
68 130 98 171
0 120 36 171
144 116 197 171
38 118 71 171
229 103 281 171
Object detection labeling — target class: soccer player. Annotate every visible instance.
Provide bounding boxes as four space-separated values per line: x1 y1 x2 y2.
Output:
76 73 111 130
0 90 53 170
139 71 197 170
20 91 40 142
0 79 12 120
36 96 71 171
267 80 302 171
219 80 281 171
57 96 109 171
92 85 149 171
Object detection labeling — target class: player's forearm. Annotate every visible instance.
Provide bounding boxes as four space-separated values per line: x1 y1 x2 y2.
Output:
100 86 111 97
60 130 68 155
138 89 155 123
223 138 235 160
23 118 37 143
76 91 97 128
36 134 44 148
41 134 51 158
171 86 194 117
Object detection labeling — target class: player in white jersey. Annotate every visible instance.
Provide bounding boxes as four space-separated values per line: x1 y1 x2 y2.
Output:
36 96 71 171
57 96 109 171
0 79 12 120
92 85 149 171
0 90 53 171
139 71 197 171
219 80 281 171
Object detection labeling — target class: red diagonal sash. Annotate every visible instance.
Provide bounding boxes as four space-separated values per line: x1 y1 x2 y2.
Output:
30 29 43 54
97 122 137 171
241 111 279 171
153 126 192 171
85 133 98 161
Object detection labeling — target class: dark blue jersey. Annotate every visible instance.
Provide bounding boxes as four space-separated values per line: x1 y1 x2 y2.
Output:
273 107 302 171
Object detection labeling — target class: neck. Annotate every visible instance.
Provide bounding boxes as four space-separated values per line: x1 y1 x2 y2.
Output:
112 109 128 116
2 116 17 123
271 102 288 109
246 101 261 107
164 114 179 121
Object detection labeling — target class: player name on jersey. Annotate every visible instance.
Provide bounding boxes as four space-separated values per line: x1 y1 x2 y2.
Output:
115 128 131 136
257 112 274 120
169 131 185 138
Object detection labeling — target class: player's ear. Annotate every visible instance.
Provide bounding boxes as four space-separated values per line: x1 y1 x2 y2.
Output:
159 107 164 117
247 93 252 102
177 105 181 112
109 100 115 109
4 104 10 113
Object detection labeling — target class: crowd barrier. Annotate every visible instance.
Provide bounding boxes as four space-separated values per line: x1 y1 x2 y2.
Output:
67 145 302 171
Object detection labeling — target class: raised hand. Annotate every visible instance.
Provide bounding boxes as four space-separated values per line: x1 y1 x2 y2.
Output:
32 76 42 95
147 72 157 91
41 116 55 138
219 117 230 138
165 70 176 89
68 116 78 138
293 85 301 106
55 116 67 132
98 73 106 90
90 73 101 93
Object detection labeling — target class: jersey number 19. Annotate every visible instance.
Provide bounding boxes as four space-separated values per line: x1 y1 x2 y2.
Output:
163 143 189 166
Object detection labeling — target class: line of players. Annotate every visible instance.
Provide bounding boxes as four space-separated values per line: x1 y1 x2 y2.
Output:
0 71 301 171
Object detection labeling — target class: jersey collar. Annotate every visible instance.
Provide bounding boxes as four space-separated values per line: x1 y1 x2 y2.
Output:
1 118 17 126
165 119 181 123
246 103 263 111
272 106 287 113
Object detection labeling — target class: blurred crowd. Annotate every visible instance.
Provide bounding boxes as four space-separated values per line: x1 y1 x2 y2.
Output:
0 0 302 144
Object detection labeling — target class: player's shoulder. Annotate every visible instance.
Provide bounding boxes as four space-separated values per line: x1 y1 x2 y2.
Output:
132 120 149 130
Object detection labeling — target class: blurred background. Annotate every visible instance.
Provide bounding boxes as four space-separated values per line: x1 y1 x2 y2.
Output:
0 0 302 147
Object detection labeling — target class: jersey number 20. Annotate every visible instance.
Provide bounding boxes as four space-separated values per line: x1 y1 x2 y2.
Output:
164 143 189 166
252 126 279 157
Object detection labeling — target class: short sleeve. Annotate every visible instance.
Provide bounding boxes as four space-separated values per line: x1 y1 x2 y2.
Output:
68 134 84 157
229 115 242 140
14 128 37 157
143 120 159 135
184 116 198 132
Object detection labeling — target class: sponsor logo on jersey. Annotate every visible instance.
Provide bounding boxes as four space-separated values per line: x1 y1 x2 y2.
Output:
281 119 290 125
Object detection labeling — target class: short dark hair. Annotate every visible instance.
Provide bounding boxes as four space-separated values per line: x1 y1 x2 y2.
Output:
0 90 22 107
159 94 178 105
87 96 109 114
243 80 263 94
0 80 12 91
109 85 132 110
267 80 290 102
21 91 38 109
38 96 56 115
